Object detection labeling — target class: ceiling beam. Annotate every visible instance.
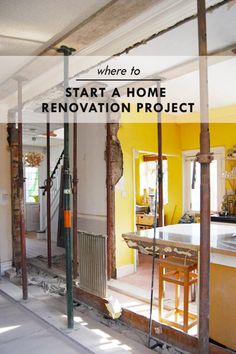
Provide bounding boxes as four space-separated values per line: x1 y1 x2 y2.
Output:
1 0 234 112
110 43 236 97
0 34 45 45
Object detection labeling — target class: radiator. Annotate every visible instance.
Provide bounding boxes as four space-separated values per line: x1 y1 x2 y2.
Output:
78 231 107 298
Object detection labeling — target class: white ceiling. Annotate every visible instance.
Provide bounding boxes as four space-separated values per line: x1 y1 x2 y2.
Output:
0 0 111 55
128 2 236 56
74 1 236 111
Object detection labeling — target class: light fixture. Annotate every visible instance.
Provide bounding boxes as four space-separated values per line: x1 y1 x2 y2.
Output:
24 137 44 167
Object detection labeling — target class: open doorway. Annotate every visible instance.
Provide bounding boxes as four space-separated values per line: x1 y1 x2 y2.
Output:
22 124 65 261
24 165 40 232
111 147 198 336
117 149 168 294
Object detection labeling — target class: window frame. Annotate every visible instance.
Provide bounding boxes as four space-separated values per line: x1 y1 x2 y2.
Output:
182 147 225 213
24 166 40 204
139 156 168 205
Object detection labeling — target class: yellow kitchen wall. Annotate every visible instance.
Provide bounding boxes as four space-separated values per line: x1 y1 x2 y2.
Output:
179 104 236 150
115 108 236 348
180 123 236 151
180 122 236 197
115 123 182 269
115 119 236 269
115 103 236 270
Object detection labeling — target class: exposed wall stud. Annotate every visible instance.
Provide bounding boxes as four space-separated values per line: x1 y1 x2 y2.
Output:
16 77 28 300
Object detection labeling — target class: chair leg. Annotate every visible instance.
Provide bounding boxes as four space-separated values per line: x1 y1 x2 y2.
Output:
183 270 189 332
158 264 164 321
191 282 196 302
159 254 166 297
175 272 180 323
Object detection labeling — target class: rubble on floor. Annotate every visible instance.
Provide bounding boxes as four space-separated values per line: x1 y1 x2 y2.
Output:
6 260 189 353
11 264 67 296
32 254 66 270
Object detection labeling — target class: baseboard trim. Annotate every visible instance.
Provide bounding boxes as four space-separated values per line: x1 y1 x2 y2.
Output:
0 260 12 275
116 264 135 278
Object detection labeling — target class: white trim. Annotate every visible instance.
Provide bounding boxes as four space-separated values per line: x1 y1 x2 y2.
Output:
182 147 225 213
0 260 12 275
78 213 107 221
116 264 135 278
211 253 236 268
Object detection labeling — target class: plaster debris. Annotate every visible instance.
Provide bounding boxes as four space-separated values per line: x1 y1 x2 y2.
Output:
105 296 122 319
14 265 66 296
5 267 17 280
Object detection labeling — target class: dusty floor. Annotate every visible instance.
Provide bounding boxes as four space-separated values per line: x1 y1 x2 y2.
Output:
26 233 65 259
0 277 181 354
24 239 198 337
0 291 89 354
111 255 198 337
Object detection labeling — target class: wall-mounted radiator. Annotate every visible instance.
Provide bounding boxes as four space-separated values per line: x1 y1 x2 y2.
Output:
78 231 107 298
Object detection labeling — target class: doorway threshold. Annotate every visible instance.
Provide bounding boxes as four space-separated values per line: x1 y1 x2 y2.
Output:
108 279 158 306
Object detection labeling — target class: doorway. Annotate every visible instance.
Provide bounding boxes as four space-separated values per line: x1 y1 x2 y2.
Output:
24 166 40 232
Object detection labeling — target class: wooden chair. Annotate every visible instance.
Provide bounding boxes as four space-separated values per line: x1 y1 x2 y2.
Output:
158 255 198 333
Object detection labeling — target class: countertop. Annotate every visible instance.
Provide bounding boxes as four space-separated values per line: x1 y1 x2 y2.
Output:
122 223 236 256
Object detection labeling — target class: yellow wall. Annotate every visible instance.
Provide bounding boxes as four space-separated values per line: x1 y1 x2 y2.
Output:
115 106 236 350
115 123 182 268
115 121 236 269
180 123 236 151
180 123 236 192
165 122 236 351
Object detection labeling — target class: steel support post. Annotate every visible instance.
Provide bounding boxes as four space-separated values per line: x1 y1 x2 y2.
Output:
148 80 164 348
57 45 75 329
46 115 52 268
197 1 213 353
157 80 164 227
106 121 113 280
73 110 78 279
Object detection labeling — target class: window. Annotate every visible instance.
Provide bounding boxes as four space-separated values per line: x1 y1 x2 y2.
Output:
183 147 225 213
140 157 168 204
25 167 39 203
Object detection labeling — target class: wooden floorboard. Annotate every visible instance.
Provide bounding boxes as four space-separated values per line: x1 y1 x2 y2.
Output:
73 286 234 354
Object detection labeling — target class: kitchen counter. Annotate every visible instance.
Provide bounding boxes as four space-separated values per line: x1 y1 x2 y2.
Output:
123 223 236 257
122 223 236 349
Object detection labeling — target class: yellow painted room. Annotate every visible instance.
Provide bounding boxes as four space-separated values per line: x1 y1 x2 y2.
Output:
114 105 236 350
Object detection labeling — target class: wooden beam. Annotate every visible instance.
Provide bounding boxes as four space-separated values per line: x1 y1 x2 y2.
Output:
73 285 233 354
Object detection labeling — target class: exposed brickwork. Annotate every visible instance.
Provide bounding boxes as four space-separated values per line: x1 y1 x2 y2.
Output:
110 123 123 186
7 124 21 269
106 122 123 279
